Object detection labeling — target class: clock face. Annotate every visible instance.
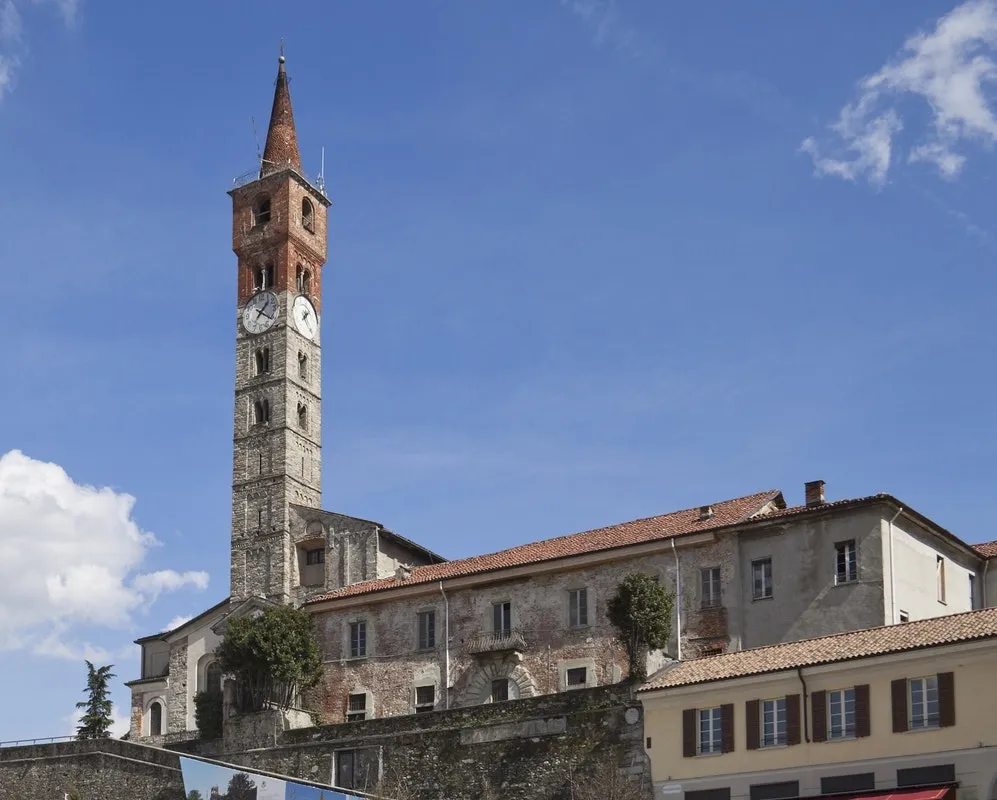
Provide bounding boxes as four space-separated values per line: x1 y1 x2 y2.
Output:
292 295 318 340
242 291 279 335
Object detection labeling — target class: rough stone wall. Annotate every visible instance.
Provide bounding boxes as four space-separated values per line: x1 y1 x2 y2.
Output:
166 638 188 733
176 684 651 800
306 542 748 723
0 739 184 800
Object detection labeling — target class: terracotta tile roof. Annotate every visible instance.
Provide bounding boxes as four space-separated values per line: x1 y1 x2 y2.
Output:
305 490 782 605
973 540 997 558
640 607 997 691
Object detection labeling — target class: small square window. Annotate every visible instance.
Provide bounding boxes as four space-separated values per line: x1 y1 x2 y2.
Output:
899 610 910 623
752 558 773 600
415 685 435 713
305 548 324 566
566 667 587 687
835 540 857 584
490 678 509 702
346 692 367 722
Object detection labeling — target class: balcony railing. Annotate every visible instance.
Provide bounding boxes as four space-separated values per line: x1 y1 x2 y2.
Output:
0 735 76 748
465 629 528 655
232 163 328 198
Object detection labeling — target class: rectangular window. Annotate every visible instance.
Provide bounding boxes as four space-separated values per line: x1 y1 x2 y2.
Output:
334 747 380 790
828 688 856 739
493 601 511 637
414 685 435 713
569 588 589 627
490 678 509 702
698 707 722 755
566 667 587 687
752 558 773 599
760 697 787 747
899 610 910 623
835 540 857 584
346 693 367 722
749 782 799 800
969 574 976 609
937 555 946 603
821 774 875 795
701 567 722 608
305 548 324 566
687 791 731 800
349 621 367 659
909 676 939 729
417 611 436 650
897 764 955 788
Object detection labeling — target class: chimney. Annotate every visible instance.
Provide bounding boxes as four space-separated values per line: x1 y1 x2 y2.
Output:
395 564 412 581
698 505 714 521
804 480 826 507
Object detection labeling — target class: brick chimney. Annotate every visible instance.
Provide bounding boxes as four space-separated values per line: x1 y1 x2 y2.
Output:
698 505 714 521
805 480 826 507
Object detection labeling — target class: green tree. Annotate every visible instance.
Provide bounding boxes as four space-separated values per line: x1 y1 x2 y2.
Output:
194 689 224 739
75 661 116 740
186 791 205 800
607 573 675 683
226 772 257 800
215 605 323 711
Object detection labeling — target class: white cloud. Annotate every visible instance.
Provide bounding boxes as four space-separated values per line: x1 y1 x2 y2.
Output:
162 614 194 633
803 0 997 185
0 0 78 105
0 450 209 659
65 704 130 741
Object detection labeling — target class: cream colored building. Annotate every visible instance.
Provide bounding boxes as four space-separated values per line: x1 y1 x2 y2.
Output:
639 608 997 800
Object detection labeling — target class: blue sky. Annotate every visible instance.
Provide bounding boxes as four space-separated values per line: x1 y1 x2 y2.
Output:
1 0 996 741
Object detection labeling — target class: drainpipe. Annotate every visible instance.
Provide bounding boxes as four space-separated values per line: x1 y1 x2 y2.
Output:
671 539 682 661
796 667 810 743
439 581 450 709
888 507 903 623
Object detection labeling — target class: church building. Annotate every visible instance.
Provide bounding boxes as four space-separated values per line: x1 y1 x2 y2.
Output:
126 56 997 740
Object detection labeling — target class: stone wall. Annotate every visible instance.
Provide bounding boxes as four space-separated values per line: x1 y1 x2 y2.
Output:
172 683 651 800
0 739 184 800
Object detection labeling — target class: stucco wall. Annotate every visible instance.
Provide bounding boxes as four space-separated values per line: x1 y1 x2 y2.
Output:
640 641 997 800
890 517 977 622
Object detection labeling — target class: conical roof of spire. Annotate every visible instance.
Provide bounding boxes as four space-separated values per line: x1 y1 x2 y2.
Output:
260 53 302 178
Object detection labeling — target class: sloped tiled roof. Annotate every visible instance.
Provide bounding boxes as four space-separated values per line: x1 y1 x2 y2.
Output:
640 607 997 691
305 490 782 605
973 540 997 558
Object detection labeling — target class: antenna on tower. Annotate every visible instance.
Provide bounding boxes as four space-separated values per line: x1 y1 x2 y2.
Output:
317 146 326 195
251 116 263 170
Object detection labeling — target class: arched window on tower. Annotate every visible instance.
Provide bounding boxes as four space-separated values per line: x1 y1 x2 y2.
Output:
254 347 270 375
302 198 315 233
253 398 270 425
295 265 311 296
297 402 308 430
253 195 271 227
253 267 264 291
149 701 163 736
298 352 308 381
264 264 274 289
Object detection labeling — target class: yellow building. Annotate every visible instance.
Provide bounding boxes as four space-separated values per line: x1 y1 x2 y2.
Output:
639 608 997 800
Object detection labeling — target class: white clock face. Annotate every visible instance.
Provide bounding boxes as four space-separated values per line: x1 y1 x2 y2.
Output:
242 291 279 335
292 295 318 340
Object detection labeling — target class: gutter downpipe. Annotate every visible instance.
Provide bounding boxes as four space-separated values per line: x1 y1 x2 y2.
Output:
796 667 810 743
671 539 682 661
888 507 903 623
439 581 450 709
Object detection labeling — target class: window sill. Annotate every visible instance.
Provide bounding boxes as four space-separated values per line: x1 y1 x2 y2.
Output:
905 724 941 733
758 743 789 750
833 579 858 587
694 750 725 758
345 656 369 663
752 595 774 602
824 734 857 743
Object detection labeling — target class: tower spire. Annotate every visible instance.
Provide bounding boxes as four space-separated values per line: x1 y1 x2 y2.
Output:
260 48 302 178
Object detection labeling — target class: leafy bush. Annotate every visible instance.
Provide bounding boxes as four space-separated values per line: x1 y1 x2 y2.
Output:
607 573 675 683
194 690 224 739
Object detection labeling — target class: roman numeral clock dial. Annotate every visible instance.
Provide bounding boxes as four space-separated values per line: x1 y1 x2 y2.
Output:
242 291 278 335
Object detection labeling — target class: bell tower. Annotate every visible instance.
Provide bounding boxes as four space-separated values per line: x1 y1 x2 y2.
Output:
228 54 330 604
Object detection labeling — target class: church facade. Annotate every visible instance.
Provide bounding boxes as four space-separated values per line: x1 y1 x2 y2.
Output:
126 57 997 741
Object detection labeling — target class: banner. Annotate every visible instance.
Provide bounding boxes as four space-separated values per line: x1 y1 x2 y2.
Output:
180 756 369 800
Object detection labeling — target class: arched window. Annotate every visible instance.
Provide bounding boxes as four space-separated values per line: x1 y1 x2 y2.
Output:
295 265 311 295
253 195 271 226
205 661 223 696
253 267 264 291
254 348 270 375
149 701 163 736
297 402 307 430
298 352 308 381
253 399 270 425
264 264 274 289
302 198 315 232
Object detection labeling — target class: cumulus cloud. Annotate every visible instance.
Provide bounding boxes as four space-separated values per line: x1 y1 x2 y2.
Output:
0 450 208 658
66 704 130 740
803 0 997 185
162 614 194 633
0 0 79 104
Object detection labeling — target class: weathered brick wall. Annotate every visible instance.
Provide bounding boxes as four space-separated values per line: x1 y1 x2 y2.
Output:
172 684 651 800
0 739 184 800
167 638 189 733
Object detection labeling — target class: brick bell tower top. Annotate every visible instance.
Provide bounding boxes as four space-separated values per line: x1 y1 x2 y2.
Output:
261 54 302 177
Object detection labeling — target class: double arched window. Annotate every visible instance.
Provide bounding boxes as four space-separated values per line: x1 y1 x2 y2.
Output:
301 198 315 232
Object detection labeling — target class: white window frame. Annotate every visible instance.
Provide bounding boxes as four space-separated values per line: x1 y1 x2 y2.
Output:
568 588 589 628
701 567 722 608
835 540 857 584
936 556 946 603
760 697 787 747
752 558 773 600
909 676 939 729
827 687 856 739
698 707 722 755
349 620 368 659
417 610 436 650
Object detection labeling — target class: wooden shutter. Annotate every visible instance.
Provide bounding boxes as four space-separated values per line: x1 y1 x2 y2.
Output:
811 690 827 743
683 708 697 757
891 678 909 733
854 684 871 738
746 699 760 750
937 672 956 728
721 704 735 753
785 694 802 745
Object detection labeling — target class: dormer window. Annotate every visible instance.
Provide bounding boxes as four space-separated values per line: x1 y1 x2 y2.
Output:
302 198 315 233
253 195 271 227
